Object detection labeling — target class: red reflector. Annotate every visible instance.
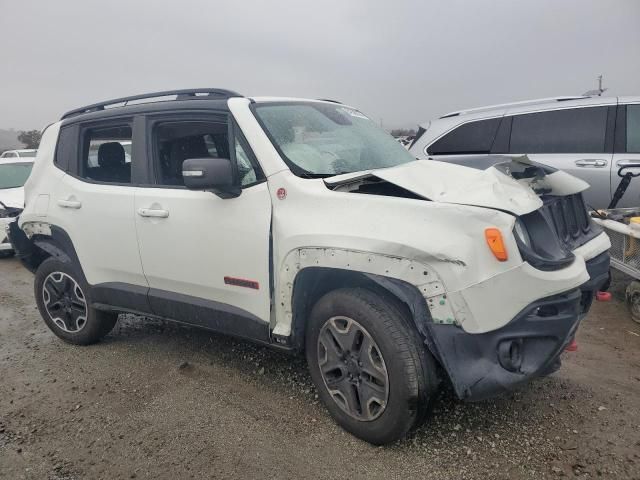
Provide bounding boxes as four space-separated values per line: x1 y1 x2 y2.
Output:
565 339 578 352
596 291 611 302
224 276 260 290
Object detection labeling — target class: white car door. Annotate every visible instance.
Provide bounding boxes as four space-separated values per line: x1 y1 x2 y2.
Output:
51 122 147 290
507 106 614 210
611 102 640 208
133 114 272 333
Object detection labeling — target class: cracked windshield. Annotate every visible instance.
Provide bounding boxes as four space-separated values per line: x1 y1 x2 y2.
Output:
254 102 416 177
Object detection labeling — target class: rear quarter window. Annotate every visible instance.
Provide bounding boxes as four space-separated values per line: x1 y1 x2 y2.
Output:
54 126 77 172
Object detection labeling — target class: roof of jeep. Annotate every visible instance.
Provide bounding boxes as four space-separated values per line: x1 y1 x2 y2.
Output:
60 89 344 126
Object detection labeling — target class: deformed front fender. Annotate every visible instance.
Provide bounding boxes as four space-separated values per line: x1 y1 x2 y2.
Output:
273 247 465 379
273 247 457 338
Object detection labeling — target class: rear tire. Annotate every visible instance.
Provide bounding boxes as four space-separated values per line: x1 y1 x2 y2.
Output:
305 287 438 445
34 257 118 345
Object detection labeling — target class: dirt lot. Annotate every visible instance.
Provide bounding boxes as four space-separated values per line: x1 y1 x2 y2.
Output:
1 258 639 480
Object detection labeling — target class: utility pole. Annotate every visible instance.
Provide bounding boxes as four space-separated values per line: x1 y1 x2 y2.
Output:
583 75 607 96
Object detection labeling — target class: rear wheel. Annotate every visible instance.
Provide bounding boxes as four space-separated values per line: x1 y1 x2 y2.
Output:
305 287 438 445
34 257 118 344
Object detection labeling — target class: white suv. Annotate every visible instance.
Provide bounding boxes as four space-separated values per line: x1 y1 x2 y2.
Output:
409 96 640 209
8 89 610 444
0 160 34 257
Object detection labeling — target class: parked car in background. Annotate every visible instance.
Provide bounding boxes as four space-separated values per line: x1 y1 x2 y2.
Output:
8 89 609 444
0 160 34 257
394 135 414 148
409 96 640 209
0 149 37 161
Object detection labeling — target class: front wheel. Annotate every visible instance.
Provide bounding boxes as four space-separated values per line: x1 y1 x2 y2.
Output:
305 288 438 445
34 257 118 345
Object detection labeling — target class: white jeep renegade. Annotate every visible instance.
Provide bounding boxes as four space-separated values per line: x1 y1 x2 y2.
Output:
8 89 611 444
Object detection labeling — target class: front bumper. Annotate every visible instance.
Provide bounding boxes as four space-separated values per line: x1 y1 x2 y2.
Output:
446 231 611 334
429 251 609 401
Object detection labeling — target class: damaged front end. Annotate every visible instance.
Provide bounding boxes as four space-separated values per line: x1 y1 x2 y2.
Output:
498 157 603 272
439 157 610 400
325 157 610 401
430 289 582 400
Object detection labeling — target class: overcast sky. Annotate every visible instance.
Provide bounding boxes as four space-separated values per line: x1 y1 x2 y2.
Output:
1 0 639 131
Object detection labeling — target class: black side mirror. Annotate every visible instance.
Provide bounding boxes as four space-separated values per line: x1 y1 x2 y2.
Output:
182 157 240 198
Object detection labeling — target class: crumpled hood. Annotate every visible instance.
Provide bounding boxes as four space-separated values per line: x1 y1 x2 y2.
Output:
325 159 588 216
0 187 25 209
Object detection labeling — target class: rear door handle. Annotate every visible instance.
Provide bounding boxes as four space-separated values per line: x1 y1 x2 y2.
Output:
57 199 82 209
616 159 640 168
575 159 607 167
137 208 169 218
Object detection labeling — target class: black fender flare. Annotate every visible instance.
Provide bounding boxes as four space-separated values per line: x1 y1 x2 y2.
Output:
289 266 442 364
362 273 443 365
12 222 85 282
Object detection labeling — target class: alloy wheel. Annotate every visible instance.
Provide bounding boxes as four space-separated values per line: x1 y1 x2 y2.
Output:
317 316 389 421
42 272 88 333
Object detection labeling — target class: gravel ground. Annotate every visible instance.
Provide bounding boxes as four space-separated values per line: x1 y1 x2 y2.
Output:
1 258 639 480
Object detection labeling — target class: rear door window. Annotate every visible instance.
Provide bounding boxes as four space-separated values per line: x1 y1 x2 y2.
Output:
509 107 608 153
427 118 501 155
81 125 133 184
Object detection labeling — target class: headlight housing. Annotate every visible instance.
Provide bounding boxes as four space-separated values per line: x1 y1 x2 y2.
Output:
513 218 532 249
512 211 574 271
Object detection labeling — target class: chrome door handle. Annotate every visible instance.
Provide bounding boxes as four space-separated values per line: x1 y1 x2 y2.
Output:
616 159 640 168
57 199 82 209
137 208 169 218
574 159 607 167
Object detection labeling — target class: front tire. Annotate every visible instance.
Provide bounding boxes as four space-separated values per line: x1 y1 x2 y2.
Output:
34 257 118 345
305 288 438 445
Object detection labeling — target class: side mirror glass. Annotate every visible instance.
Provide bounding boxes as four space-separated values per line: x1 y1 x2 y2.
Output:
182 157 240 198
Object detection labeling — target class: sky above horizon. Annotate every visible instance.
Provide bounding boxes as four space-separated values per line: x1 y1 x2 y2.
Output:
1 0 639 130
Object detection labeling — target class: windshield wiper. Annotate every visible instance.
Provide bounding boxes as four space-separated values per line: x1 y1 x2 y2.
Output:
299 170 357 179
298 173 334 179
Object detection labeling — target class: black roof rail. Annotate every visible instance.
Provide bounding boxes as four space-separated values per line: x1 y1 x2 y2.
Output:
317 98 342 104
61 88 243 120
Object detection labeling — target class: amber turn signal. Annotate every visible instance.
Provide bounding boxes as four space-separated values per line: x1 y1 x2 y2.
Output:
485 228 508 261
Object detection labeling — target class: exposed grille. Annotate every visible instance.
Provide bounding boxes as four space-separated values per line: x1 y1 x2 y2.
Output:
540 193 594 249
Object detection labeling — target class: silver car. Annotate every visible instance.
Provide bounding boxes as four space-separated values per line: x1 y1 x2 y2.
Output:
409 95 640 209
